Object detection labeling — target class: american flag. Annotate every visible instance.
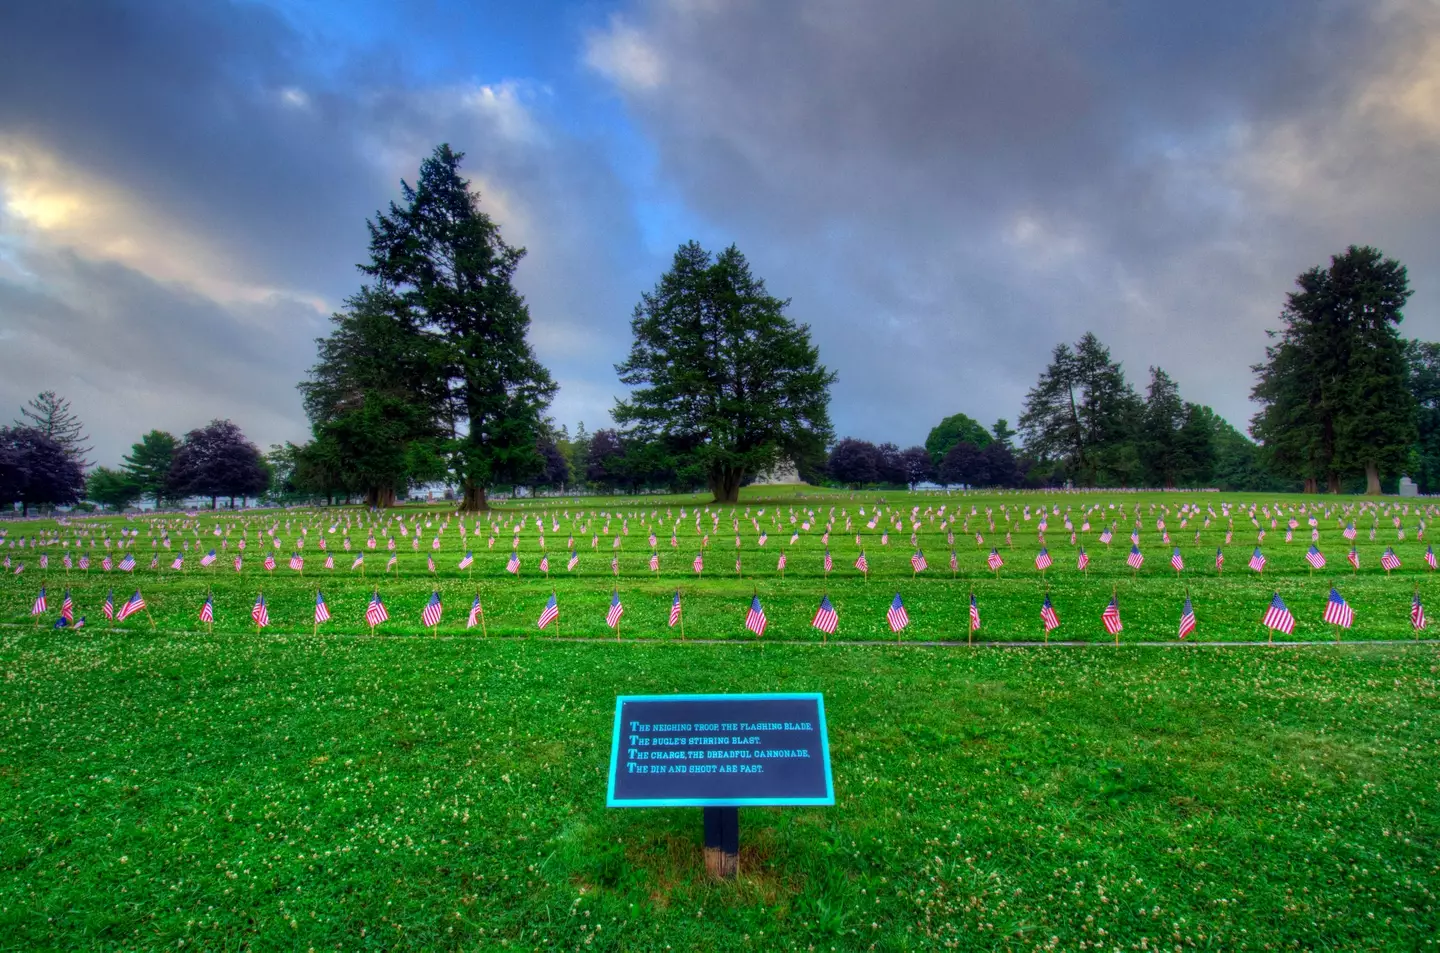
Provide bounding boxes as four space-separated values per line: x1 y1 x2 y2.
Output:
459 550 474 570
199 594 214 624
1343 522 1357 540
1322 588 1353 628
1249 548 1266 572
646 552 658 572
987 549 1003 571
79 555 89 570
117 590 146 621
315 591 331 624
426 554 435 573
537 593 559 629
1412 591 1426 630
669 590 683 627
1099 527 1113 544
568 551 579 571
466 594 482 629
812 595 838 634
422 591 443 628
1041 595 1060 632
1077 547 1089 571
201 549 217 567
102 589 114 620
775 551 787 572
263 554 276 571
883 593 908 632
1126 546 1144 570
1304 546 1325 570
119 554 135 572
969 593 980 631
165 553 181 570
383 553 396 572
60 590 73 623
1170 548 1184 572
251 593 270 627
1262 592 1295 634
1427 546 1437 570
693 553 705 574
1381 547 1401 571
745 596 767 636
290 554 304 571
30 587 46 615
817 549 832 574
1178 596 1196 639
350 554 363 570
149 555 159 570
1101 595 1122 635
911 550 928 572
506 551 520 574
1216 548 1224 571
614 556 622 576
949 550 958 573
1035 548 1052 571
1347 547 1359 570
606 590 625 629
539 554 550 574
366 591 389 627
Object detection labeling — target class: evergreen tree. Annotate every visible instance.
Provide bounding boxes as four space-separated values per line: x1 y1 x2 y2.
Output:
364 144 556 510
15 391 91 467
1252 246 1414 494
121 430 178 507
990 418 1016 449
615 241 835 503
1141 367 1185 488
1019 333 1140 485
1405 340 1440 493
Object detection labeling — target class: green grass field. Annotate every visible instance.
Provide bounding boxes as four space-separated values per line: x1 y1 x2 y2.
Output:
2 487 1438 643
2 489 1439 950
0 634 1436 950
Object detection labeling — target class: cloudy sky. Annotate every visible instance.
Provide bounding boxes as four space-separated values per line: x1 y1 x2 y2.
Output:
3 0 1438 466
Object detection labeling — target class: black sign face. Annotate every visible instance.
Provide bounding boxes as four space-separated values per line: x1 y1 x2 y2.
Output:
606 693 834 807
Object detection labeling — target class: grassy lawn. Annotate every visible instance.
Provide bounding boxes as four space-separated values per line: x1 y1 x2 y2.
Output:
2 488 1440 644
1 631 1436 951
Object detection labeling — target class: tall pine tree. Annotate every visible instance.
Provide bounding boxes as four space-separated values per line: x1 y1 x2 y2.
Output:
615 242 834 503
364 144 556 510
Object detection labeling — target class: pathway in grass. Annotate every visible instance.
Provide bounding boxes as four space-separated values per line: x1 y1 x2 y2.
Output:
1 633 1436 950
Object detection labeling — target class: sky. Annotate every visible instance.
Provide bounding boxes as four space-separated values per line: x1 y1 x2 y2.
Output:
2 0 1439 467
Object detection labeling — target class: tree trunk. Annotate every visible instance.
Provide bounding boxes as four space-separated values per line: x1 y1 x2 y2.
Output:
710 468 743 504
1304 477 1318 494
1364 461 1382 495
1326 472 1342 494
461 483 489 512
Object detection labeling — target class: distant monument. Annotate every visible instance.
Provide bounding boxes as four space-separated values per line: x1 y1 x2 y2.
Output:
1399 476 1419 497
753 457 805 486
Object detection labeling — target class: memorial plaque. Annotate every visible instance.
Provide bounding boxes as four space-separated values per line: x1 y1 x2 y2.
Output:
606 693 834 807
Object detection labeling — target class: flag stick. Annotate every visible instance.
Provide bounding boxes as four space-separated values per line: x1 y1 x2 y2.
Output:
479 593 488 638
1112 585 1119 646
968 590 974 646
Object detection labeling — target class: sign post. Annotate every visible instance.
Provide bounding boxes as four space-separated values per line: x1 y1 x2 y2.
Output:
607 693 834 879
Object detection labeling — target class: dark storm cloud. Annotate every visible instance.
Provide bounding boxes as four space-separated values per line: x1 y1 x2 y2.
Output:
0 0 648 464
588 0 1440 443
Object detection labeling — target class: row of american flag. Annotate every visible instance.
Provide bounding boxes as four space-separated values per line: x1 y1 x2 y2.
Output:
8 540 1432 579
23 584 1424 638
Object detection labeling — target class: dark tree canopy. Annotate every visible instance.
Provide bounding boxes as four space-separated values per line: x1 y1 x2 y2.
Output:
899 446 934 487
586 429 626 491
15 390 91 467
615 241 835 503
364 144 556 510
1407 340 1440 493
939 441 987 487
0 427 87 514
121 430 178 507
875 442 906 486
827 438 880 487
535 435 571 491
167 420 270 509
924 413 991 464
1251 245 1414 494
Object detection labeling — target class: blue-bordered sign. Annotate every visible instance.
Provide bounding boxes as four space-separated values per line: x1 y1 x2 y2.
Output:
606 693 834 808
